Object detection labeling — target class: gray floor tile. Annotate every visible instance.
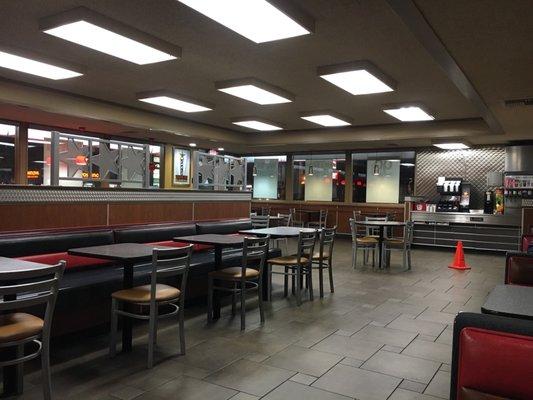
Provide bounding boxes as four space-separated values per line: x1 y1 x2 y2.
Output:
289 372 318 385
174 337 251 371
313 364 401 399
263 381 352 400
388 315 447 337
205 359 294 397
361 350 440 384
389 388 443 399
311 334 382 361
399 379 427 393
352 324 418 347
138 376 237 400
403 339 452 364
424 371 451 399
264 345 342 377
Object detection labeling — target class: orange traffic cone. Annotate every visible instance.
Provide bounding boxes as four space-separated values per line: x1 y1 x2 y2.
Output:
448 241 470 270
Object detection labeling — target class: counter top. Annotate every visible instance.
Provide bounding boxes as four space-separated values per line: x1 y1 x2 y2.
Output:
411 211 521 227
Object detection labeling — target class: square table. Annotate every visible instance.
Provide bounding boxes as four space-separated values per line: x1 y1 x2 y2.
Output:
68 243 175 352
0 257 56 396
173 234 248 319
482 284 533 320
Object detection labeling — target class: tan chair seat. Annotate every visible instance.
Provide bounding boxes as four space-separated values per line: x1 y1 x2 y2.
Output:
385 238 405 247
356 237 378 244
268 255 309 265
0 313 44 343
209 267 260 279
112 284 180 303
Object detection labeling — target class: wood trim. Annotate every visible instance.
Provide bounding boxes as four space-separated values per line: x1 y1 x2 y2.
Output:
194 201 249 221
14 123 28 185
108 202 194 225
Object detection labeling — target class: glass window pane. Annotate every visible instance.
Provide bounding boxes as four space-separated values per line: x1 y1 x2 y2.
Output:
293 154 345 202
149 145 162 188
0 123 16 185
27 128 52 186
246 156 286 199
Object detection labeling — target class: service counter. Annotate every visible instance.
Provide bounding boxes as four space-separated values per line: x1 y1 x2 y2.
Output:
411 211 521 252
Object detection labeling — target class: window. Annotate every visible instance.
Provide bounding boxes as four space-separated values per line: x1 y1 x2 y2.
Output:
0 123 16 185
352 151 415 203
27 128 52 186
246 156 286 199
293 154 345 202
149 145 162 188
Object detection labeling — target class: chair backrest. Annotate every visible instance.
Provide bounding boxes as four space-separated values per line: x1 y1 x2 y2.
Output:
150 245 193 305
260 207 271 216
289 208 299 225
241 236 270 279
277 213 292 227
319 209 328 225
250 211 258 217
251 215 270 229
319 226 336 260
349 218 359 243
297 231 317 264
505 252 533 286
405 221 414 244
451 312 533 400
0 261 65 342
365 216 387 236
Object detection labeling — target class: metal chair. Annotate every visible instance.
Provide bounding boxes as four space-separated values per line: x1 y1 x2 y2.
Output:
383 221 414 270
308 209 328 229
110 245 193 368
289 208 304 227
260 207 271 216
0 261 65 400
272 213 291 254
251 214 270 229
364 215 388 239
207 236 270 330
310 226 336 298
350 218 379 269
267 231 317 305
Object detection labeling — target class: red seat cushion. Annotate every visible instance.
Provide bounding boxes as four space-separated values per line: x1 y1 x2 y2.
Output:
17 253 113 271
457 327 533 400
522 235 533 252
505 255 533 286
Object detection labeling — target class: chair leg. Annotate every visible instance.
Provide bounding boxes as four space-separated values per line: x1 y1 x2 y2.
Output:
318 260 324 298
372 248 376 268
147 302 157 369
179 306 186 355
258 279 265 324
231 283 237 316
109 298 118 358
283 266 289 297
240 284 246 331
328 261 334 293
352 246 357 270
363 248 368 265
407 248 412 270
268 264 273 301
291 270 296 294
296 265 302 306
207 277 214 323
41 335 52 400
283 238 289 255
307 265 314 301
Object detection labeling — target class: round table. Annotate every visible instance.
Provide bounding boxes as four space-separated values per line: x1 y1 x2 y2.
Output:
354 221 406 269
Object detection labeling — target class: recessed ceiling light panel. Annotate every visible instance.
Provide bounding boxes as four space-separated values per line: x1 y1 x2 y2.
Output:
137 91 213 113
177 0 313 43
300 112 352 127
232 118 282 131
40 7 181 65
318 61 395 95
383 106 434 122
433 142 470 150
216 78 294 105
0 48 83 80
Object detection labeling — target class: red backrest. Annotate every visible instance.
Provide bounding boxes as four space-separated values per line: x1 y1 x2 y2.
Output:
18 253 113 271
457 327 533 400
522 234 533 252
505 254 533 286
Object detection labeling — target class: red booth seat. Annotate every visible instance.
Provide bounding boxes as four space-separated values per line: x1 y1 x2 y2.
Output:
504 252 533 286
452 313 533 400
521 234 533 252
18 253 113 270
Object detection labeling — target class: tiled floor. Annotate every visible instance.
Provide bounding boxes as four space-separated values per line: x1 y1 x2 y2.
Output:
15 239 505 400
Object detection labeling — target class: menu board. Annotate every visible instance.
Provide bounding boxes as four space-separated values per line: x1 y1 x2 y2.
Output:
172 147 191 186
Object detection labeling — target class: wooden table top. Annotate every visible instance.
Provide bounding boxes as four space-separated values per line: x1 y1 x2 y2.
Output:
68 243 174 262
482 285 533 320
174 234 248 246
239 227 317 238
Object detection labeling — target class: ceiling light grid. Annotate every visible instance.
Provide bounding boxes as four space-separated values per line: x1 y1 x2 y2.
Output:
216 78 294 105
137 90 213 113
232 117 282 131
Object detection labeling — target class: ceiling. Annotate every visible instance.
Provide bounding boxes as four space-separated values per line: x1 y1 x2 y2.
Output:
0 0 531 153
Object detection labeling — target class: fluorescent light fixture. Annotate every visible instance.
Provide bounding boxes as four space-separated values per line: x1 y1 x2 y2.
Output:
318 61 395 95
0 50 82 80
433 142 470 150
137 91 213 113
232 118 282 131
217 147 224 151
176 0 313 43
383 106 434 122
189 143 197 147
401 163 415 167
0 141 14 147
216 78 294 105
300 112 352 127
40 7 181 65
